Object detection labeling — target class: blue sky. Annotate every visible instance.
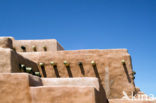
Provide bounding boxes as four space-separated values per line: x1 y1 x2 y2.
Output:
0 0 156 96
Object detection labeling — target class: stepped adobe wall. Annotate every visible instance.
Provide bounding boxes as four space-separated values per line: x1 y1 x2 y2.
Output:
0 36 154 103
19 49 135 99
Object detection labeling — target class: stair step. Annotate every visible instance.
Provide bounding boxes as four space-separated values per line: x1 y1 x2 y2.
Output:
30 86 97 103
41 77 99 90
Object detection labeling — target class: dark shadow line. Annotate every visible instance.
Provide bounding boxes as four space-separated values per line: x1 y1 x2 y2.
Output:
123 63 131 83
93 65 100 78
53 66 60 78
79 64 85 75
66 66 73 77
41 66 47 77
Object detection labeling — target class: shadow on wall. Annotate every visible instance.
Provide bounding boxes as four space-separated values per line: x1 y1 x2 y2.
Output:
92 65 109 103
122 63 131 83
40 65 47 77
66 66 73 78
53 66 60 78
39 63 108 103
37 62 108 103
78 62 85 75
11 51 40 73
39 62 86 78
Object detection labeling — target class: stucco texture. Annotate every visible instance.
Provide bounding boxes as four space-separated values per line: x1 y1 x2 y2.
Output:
0 73 106 103
0 73 32 103
20 49 136 99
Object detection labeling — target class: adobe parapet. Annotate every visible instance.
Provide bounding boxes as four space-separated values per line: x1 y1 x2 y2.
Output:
13 39 64 52
0 37 64 52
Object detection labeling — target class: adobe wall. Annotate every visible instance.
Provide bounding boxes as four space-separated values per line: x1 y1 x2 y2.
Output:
30 86 98 103
0 37 65 73
0 37 39 73
0 73 32 103
13 39 64 52
0 73 105 103
0 48 39 73
41 77 99 90
0 37 13 49
0 36 136 100
19 49 136 99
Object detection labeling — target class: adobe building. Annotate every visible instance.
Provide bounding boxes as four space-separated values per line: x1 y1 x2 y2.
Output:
0 36 155 103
